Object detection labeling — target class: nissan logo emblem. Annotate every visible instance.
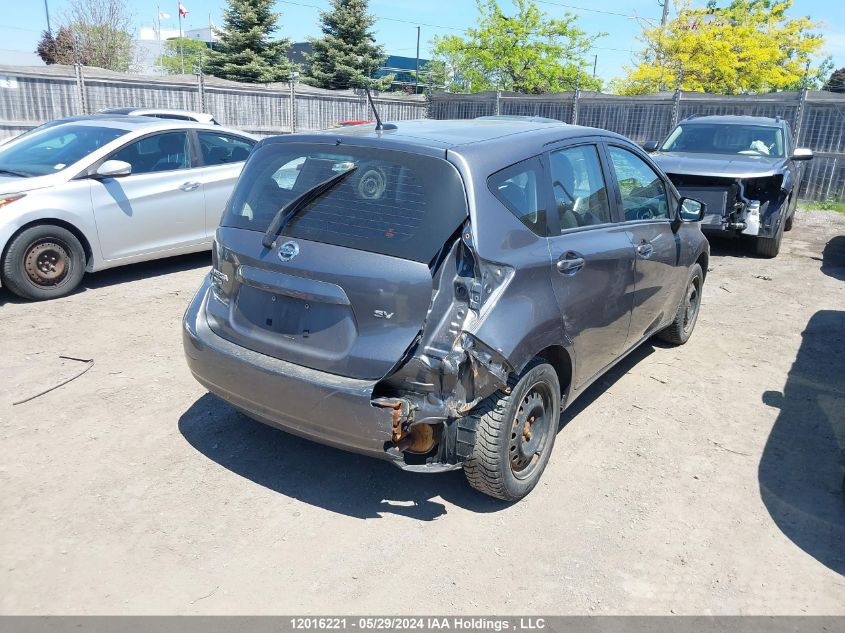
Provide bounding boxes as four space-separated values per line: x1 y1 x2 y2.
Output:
277 240 300 262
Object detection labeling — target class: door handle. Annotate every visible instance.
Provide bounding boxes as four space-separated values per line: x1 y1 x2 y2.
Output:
636 243 654 259
179 181 200 191
557 251 585 275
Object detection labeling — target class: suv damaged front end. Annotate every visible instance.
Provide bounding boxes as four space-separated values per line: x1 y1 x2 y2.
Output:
666 171 789 238
183 137 515 472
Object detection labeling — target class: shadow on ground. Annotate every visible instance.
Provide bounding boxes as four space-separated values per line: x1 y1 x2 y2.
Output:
0 251 211 306
706 234 760 259
759 309 845 575
821 235 845 281
81 251 211 290
179 340 658 519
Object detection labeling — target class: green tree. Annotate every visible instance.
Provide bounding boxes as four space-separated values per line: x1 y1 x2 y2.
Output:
205 0 292 83
155 38 209 75
40 0 136 71
305 0 390 90
430 0 602 94
824 67 845 93
614 0 825 95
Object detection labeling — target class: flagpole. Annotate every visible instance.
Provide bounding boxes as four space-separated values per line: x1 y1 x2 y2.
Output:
178 3 184 74
157 5 163 75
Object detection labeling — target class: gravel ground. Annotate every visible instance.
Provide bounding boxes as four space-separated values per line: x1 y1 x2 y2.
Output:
1 210 843 615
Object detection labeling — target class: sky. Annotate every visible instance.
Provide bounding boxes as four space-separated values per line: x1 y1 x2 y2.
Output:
2 0 844 85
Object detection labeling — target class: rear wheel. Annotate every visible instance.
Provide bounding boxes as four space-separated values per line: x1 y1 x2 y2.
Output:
463 359 561 501
657 263 703 346
1 225 86 301
784 211 794 232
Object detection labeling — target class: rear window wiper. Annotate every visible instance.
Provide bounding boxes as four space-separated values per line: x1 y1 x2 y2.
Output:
262 165 358 249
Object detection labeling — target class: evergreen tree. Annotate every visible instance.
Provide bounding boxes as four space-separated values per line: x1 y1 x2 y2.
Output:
36 28 78 65
305 0 390 90
825 68 845 93
205 0 292 84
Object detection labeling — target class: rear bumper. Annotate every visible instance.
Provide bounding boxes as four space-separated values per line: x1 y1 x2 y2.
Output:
182 277 398 462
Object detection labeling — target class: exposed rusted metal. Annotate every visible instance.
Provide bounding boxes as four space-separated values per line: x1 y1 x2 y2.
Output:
396 423 438 454
24 241 69 286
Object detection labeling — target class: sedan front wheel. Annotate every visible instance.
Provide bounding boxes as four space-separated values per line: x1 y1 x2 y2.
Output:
2 225 86 301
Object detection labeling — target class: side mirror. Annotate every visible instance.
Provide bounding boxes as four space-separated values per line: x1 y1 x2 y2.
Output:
791 148 813 161
642 140 659 153
678 196 706 222
93 160 132 178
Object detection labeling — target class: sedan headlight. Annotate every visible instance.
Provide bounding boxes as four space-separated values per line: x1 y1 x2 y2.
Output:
0 193 25 208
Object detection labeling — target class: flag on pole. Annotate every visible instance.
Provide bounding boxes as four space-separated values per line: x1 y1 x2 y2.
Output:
159 11 170 19
178 2 189 17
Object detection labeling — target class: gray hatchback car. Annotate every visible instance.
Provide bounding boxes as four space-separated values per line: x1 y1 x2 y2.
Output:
183 117 709 500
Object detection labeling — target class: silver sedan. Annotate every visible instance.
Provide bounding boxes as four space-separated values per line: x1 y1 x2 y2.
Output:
0 116 257 300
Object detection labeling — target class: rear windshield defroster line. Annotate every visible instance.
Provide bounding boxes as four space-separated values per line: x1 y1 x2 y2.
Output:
221 142 469 264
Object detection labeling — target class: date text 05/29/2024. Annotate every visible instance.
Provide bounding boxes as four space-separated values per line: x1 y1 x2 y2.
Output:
289 618 547 631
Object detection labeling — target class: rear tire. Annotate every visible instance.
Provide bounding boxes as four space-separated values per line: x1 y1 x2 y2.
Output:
1 225 86 301
657 263 703 346
463 359 561 501
784 211 794 232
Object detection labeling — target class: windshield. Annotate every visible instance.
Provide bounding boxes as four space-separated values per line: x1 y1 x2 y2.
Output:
661 123 785 158
0 124 126 176
223 142 468 264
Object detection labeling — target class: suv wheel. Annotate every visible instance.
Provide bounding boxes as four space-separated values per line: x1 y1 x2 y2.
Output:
755 218 784 258
464 359 561 501
657 263 703 346
1 225 86 301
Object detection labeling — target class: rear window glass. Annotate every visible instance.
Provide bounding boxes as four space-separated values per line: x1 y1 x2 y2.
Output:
222 142 468 263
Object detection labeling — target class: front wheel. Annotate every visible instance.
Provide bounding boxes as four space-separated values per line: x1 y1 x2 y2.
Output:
463 360 561 501
1 225 86 301
657 263 703 346
756 218 784 258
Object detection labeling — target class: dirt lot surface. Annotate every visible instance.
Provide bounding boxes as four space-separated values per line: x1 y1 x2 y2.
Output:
1 210 843 615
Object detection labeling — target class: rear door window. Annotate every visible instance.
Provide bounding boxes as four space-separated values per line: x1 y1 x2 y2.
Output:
197 132 255 165
222 142 468 264
488 156 549 236
549 144 612 229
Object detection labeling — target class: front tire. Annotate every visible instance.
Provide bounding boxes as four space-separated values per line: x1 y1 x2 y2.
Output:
464 360 561 501
657 263 703 346
756 217 784 258
1 225 86 301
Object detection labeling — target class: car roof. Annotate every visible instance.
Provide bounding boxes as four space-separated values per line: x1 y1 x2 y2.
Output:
679 115 786 127
100 107 212 117
43 115 253 137
266 117 627 153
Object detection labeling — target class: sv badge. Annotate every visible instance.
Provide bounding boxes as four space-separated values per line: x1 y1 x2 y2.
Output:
373 310 394 319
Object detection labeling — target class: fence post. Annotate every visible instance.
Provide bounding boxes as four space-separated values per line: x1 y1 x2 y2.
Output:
74 63 88 115
197 72 205 113
571 89 580 125
495 89 501 115
289 80 297 133
793 87 808 147
671 88 682 127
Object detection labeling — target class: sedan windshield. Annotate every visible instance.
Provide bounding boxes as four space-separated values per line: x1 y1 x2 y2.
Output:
0 125 126 176
661 123 785 158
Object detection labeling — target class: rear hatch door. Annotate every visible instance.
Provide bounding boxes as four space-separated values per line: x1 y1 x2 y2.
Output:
206 141 468 381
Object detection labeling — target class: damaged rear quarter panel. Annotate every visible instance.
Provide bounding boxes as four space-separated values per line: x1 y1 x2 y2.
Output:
447 147 575 382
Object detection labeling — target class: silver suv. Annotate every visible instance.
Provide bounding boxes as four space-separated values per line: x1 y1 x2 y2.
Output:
183 117 709 500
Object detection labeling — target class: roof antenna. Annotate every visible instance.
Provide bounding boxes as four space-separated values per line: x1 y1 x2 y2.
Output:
364 85 397 131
